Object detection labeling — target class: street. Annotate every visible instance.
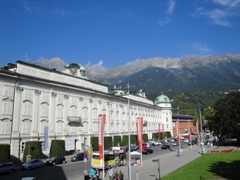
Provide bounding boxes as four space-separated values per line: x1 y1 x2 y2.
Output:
0 141 192 180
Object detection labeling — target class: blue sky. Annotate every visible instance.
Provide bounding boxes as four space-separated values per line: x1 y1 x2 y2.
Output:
1 0 240 68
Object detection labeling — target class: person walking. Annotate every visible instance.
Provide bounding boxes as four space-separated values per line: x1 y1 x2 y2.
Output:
95 168 100 180
89 168 95 180
84 150 88 163
108 167 114 180
115 170 120 180
119 170 124 180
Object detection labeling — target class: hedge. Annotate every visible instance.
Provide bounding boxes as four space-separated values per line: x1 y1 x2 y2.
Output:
0 144 10 163
49 139 65 158
23 141 42 162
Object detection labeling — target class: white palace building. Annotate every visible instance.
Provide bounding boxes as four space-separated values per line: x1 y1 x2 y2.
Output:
0 61 173 159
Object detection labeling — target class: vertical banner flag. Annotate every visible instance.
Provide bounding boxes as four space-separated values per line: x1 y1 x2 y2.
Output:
176 119 180 142
196 120 199 139
188 120 191 140
98 114 106 159
162 124 165 138
136 117 143 152
44 126 49 149
158 123 160 139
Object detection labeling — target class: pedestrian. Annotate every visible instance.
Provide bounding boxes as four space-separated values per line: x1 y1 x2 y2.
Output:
119 170 124 180
108 167 114 180
89 168 95 180
84 150 88 163
115 170 120 180
95 168 100 180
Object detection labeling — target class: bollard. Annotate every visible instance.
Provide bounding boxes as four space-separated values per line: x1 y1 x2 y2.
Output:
136 170 139 180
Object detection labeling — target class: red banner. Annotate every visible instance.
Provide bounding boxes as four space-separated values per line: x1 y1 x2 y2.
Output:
176 119 180 142
136 117 143 151
158 123 160 139
187 120 191 140
162 124 165 138
98 114 106 159
196 120 199 139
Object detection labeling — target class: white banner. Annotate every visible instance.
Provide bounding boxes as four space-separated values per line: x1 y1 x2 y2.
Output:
65 138 75 151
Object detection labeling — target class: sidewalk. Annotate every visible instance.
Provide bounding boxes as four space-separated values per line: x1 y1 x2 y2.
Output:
111 145 202 180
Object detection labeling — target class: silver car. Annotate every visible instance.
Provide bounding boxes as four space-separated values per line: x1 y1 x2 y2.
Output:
0 162 16 174
22 159 43 170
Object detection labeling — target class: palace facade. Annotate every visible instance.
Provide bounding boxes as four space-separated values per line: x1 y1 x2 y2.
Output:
0 61 173 159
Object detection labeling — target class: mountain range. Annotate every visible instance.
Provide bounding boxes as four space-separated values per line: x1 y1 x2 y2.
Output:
33 54 240 109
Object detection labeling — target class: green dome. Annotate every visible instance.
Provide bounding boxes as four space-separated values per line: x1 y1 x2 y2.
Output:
80 66 86 71
155 93 170 104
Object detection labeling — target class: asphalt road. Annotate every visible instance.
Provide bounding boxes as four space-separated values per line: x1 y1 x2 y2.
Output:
0 141 193 180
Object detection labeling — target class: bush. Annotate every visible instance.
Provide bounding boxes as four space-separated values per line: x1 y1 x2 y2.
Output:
49 140 65 157
23 141 42 162
0 144 10 163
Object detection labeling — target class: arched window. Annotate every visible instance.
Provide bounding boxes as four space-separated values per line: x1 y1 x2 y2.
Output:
56 120 63 133
57 105 63 118
0 119 11 134
22 120 31 134
41 103 49 117
70 106 77 116
23 101 32 116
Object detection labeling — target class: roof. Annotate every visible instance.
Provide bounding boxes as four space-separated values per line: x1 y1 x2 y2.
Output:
154 93 170 104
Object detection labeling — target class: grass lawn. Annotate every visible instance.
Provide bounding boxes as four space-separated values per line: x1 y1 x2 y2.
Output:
162 150 240 180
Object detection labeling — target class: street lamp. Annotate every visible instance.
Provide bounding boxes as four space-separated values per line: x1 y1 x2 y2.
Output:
127 83 131 180
152 158 161 180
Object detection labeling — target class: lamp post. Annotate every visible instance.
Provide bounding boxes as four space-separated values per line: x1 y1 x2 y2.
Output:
127 83 131 180
152 158 161 180
199 108 205 154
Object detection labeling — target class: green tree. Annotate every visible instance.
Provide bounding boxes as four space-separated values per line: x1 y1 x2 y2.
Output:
208 92 240 143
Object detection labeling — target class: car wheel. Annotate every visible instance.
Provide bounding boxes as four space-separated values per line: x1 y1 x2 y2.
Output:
27 167 31 170
40 164 43 168
148 152 150 154
9 169 14 174
65 160 67 163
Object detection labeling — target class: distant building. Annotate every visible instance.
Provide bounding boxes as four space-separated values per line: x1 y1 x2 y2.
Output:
172 114 196 136
0 61 173 159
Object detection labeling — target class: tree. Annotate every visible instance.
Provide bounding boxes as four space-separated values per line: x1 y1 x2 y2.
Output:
208 92 240 143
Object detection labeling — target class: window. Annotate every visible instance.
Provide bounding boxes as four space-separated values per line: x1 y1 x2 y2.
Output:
24 89 32 100
166 118 168 122
4 86 13 98
57 105 63 118
41 121 48 133
22 121 30 134
70 106 77 116
41 92 49 102
41 103 49 117
2 101 12 115
0 120 11 134
23 101 32 116
56 121 63 133
93 108 98 119
57 94 63 104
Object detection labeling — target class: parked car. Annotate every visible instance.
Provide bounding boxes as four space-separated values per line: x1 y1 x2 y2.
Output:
172 141 179 146
142 148 154 154
22 159 44 170
45 156 67 165
161 144 170 149
154 141 161 146
21 177 38 180
71 153 84 162
0 162 16 174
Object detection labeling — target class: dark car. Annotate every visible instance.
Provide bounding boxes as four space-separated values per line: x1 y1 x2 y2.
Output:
45 156 67 166
0 162 16 174
70 153 85 162
142 148 154 154
161 144 170 149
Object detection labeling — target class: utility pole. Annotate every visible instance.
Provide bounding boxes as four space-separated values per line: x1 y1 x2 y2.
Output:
127 83 131 180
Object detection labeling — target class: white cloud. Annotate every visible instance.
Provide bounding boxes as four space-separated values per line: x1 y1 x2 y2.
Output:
158 17 171 26
192 43 211 53
166 0 176 14
213 0 240 7
193 0 240 27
